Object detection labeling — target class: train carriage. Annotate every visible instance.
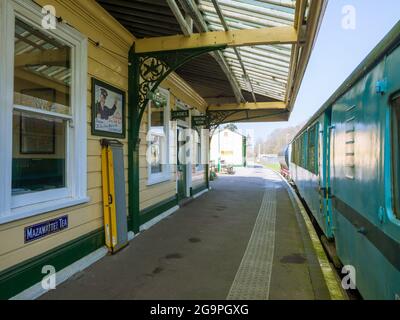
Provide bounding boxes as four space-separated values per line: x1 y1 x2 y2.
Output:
288 21 400 300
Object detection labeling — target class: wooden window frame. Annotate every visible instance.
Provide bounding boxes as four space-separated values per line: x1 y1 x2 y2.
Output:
147 87 171 186
0 0 88 224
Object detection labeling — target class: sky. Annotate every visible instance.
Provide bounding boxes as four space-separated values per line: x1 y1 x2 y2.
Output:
237 0 400 140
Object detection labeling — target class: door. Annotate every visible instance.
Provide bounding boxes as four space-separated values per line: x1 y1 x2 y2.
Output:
177 126 187 201
324 108 334 239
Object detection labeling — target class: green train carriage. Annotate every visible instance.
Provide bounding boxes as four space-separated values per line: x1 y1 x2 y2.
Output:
288 21 400 300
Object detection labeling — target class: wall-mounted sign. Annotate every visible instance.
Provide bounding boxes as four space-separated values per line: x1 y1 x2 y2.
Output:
192 116 207 127
171 110 189 120
24 215 68 243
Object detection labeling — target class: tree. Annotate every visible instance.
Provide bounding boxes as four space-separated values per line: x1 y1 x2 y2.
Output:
261 123 304 155
224 123 238 132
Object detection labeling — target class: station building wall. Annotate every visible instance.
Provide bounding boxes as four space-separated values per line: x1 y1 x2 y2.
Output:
0 0 208 299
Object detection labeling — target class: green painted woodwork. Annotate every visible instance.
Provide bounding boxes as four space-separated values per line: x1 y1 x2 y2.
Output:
139 195 178 226
0 228 104 300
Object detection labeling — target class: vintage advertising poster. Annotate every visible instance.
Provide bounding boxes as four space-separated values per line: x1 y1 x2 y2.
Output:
92 79 126 138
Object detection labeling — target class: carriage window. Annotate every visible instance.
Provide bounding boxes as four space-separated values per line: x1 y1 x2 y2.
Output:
307 124 319 175
392 97 400 219
291 140 296 164
293 138 300 166
300 133 306 168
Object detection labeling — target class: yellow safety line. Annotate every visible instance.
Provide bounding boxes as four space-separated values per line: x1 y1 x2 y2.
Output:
227 185 277 300
278 172 346 300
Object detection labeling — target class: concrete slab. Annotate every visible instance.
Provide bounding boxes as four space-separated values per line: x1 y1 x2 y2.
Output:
41 168 331 300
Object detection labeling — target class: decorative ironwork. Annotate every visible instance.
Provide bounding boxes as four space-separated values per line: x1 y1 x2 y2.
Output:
128 44 225 233
131 46 225 143
138 56 169 109
206 110 242 134
206 109 289 136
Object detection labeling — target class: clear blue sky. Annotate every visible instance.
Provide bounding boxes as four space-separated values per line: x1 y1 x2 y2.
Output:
237 0 400 140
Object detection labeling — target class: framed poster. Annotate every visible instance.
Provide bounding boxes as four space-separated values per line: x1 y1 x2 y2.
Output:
20 114 55 154
91 78 126 138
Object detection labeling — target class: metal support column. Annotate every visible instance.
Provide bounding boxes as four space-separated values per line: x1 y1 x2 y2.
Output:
128 45 225 232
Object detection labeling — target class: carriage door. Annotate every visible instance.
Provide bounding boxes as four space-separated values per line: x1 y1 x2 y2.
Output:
324 108 334 239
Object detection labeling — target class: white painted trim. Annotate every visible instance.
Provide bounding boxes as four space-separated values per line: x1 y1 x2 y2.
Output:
193 188 209 199
0 0 88 222
127 231 136 241
10 246 108 300
139 205 179 232
12 188 71 209
176 125 192 198
0 0 15 217
13 104 73 120
147 87 172 185
147 175 171 186
0 197 90 225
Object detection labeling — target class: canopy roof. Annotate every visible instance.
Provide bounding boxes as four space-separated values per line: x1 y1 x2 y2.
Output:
97 0 327 123
200 0 294 102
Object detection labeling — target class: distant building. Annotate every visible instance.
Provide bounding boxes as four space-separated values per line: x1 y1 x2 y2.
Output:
210 128 247 168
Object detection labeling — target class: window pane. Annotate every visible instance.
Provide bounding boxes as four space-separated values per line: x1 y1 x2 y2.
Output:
150 135 162 174
300 135 305 168
14 18 71 115
197 142 202 167
291 141 295 164
194 130 202 168
12 111 66 195
308 125 317 174
150 102 164 128
393 99 400 219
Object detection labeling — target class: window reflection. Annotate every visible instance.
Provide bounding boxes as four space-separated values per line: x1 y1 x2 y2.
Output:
150 135 162 174
12 111 66 195
14 18 71 115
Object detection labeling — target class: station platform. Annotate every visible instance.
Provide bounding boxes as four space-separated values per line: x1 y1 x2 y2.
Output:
41 168 342 300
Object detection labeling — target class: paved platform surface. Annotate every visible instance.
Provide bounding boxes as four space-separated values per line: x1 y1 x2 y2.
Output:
41 168 331 300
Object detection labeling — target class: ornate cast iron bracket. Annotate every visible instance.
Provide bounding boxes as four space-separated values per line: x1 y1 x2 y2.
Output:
206 110 243 135
206 109 290 138
127 44 225 233
129 45 225 149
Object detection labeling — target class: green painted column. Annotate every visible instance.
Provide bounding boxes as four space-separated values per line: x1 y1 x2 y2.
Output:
128 50 140 234
127 45 225 232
